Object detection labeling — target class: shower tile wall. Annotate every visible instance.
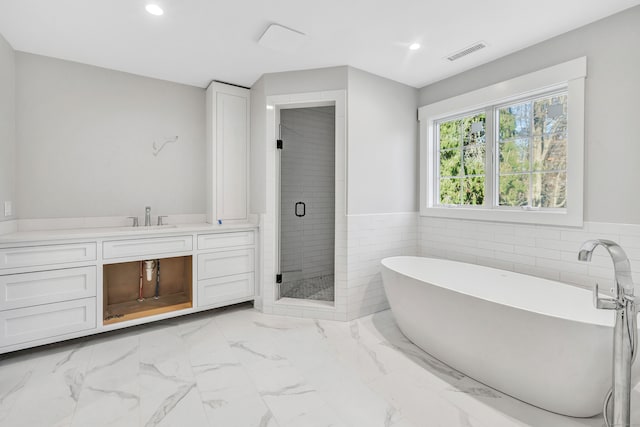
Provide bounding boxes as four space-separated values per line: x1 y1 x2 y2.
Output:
280 107 335 300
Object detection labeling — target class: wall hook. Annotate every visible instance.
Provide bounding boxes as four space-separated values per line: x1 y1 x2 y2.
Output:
152 136 178 156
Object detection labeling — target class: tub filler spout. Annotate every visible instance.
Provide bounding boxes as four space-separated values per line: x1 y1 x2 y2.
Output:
578 239 637 427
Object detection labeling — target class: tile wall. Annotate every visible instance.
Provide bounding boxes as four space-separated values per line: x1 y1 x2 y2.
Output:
419 217 640 293
345 213 419 319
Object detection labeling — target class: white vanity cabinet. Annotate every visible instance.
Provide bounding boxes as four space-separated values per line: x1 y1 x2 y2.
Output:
206 82 250 224
0 226 257 354
0 243 98 350
196 230 256 308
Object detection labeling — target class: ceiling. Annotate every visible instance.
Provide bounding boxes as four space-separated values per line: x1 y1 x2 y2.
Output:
0 0 638 89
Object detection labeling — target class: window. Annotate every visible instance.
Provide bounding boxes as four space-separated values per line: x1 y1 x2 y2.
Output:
437 112 486 206
496 92 567 209
420 58 586 226
435 92 568 209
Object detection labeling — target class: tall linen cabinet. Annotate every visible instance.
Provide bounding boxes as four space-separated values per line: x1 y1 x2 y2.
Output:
206 82 250 224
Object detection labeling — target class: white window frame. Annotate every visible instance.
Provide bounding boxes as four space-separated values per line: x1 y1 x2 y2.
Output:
419 57 586 226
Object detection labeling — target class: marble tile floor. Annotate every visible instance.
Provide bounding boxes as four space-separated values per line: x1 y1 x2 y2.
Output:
0 303 636 427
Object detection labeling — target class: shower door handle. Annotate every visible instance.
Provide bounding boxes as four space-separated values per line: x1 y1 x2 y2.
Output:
295 202 306 217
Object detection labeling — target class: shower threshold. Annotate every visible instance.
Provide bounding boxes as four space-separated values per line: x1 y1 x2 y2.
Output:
276 297 334 309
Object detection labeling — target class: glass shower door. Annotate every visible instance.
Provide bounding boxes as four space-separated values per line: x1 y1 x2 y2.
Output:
278 106 335 302
278 122 305 298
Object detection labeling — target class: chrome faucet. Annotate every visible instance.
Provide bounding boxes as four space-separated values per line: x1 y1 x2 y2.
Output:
145 206 151 227
579 240 634 296
578 239 637 427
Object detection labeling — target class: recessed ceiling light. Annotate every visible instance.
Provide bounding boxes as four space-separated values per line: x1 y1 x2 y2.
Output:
145 4 164 16
409 43 421 51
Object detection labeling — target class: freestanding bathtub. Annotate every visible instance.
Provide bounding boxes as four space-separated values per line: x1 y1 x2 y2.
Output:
380 256 640 417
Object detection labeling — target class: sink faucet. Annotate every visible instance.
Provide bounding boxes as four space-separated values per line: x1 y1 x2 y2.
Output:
579 239 637 427
145 206 151 227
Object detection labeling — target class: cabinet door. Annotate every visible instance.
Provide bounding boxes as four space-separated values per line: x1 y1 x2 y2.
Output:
0 298 96 347
0 242 96 269
197 272 254 308
206 82 249 223
197 249 254 280
0 266 96 311
103 236 193 259
197 231 255 250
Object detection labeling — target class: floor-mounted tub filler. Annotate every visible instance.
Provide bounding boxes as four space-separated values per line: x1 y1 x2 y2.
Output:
578 239 637 427
380 254 639 421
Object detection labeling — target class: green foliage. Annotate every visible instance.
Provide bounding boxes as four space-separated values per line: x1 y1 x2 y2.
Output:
438 113 485 205
436 94 568 208
499 174 528 206
497 105 529 206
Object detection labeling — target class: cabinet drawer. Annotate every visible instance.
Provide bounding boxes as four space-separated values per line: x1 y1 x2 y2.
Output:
0 243 96 270
0 298 96 347
197 231 254 250
0 267 96 311
198 249 254 280
197 273 254 307
103 236 193 259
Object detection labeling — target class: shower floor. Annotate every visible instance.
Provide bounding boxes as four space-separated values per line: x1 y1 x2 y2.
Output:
280 274 334 301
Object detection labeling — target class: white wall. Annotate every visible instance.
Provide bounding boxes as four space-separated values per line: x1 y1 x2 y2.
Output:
419 217 640 297
15 53 206 219
418 5 640 225
347 67 418 214
347 213 418 318
0 34 16 221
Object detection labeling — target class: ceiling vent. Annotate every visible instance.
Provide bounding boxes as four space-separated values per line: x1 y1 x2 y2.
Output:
258 24 307 53
446 41 487 61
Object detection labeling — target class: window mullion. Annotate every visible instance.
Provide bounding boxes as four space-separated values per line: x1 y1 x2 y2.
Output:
458 121 463 205
433 122 440 207
528 102 534 207
485 107 495 209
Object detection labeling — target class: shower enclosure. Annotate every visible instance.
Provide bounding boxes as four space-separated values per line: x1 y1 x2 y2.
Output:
277 106 335 302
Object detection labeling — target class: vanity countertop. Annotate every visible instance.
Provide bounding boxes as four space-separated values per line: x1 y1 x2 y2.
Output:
0 222 257 245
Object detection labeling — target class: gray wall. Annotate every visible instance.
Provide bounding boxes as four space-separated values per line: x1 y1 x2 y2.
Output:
249 66 348 214
419 6 640 224
15 53 206 219
347 67 418 214
264 66 348 96
0 34 15 221
250 65 419 215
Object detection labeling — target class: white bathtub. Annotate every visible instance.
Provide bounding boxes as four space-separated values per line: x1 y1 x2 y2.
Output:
380 256 640 417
